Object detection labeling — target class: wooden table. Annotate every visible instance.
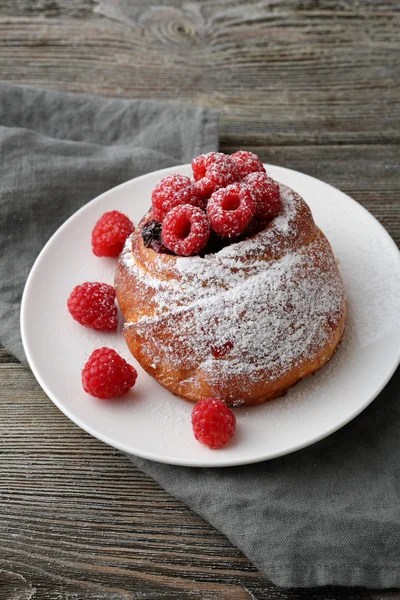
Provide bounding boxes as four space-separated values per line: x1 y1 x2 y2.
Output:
1 1 399 598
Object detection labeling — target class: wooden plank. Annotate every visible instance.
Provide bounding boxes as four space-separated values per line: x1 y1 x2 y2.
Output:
0 363 394 599
0 0 96 18
2 0 400 19
0 3 399 146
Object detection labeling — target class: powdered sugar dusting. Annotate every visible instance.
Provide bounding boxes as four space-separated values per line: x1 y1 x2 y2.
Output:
119 183 346 401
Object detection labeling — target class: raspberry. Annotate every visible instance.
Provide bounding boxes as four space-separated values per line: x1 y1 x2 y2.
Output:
231 151 266 178
82 347 137 399
192 398 236 449
67 282 117 331
162 204 210 256
92 211 134 257
244 172 281 221
207 183 255 238
192 152 240 199
194 178 215 201
152 175 202 222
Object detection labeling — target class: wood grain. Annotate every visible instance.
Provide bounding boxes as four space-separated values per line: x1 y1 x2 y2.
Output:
0 1 399 147
0 364 396 600
0 0 399 598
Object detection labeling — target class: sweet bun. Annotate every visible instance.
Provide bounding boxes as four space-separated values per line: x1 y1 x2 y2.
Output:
115 182 347 406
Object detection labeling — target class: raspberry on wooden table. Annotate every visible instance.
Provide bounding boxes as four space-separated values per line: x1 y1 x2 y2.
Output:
231 150 266 178
244 172 281 221
92 210 134 257
162 204 210 256
192 152 240 199
151 174 202 222
82 348 137 399
192 398 236 449
207 182 255 238
67 282 118 331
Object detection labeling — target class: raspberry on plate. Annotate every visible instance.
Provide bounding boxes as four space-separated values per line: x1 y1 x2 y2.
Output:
207 182 255 238
162 204 210 256
92 210 134 257
67 282 118 331
82 347 137 399
192 152 240 199
244 172 281 221
192 398 236 449
152 174 202 222
230 150 266 178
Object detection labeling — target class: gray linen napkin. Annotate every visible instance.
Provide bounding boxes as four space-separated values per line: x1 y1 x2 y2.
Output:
1 82 400 590
0 82 217 362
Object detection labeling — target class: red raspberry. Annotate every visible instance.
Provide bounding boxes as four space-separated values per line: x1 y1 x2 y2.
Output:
67 282 118 331
207 183 255 238
82 347 137 399
92 211 134 257
162 204 210 256
192 398 236 449
152 174 202 222
194 178 215 201
244 173 281 221
231 151 266 178
192 152 240 199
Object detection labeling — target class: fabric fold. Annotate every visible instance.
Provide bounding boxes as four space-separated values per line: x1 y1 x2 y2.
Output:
0 82 218 362
1 82 399 589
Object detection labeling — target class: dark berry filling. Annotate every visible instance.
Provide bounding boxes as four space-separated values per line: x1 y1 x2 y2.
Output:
142 220 162 246
141 220 170 253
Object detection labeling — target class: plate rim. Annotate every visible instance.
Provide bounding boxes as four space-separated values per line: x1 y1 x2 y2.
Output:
21 164 400 467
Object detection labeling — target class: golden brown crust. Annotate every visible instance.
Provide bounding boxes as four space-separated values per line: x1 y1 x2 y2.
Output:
115 183 347 407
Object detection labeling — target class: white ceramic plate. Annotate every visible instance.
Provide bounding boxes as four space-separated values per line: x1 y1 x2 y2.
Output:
21 164 400 467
